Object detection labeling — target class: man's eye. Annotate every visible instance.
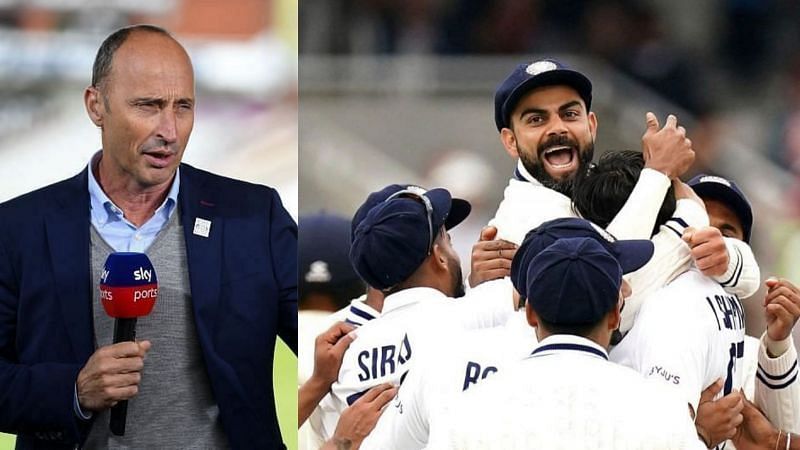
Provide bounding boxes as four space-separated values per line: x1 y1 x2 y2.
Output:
526 115 544 124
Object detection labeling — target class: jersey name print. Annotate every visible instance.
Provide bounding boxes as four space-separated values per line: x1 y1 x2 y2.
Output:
611 269 746 412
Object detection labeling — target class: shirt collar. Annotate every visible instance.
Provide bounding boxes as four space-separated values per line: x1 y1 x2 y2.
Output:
87 150 180 227
529 334 609 360
513 159 544 186
344 295 382 327
381 287 448 315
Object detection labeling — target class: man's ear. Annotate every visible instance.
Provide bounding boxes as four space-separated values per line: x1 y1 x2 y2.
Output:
431 241 449 272
84 86 105 128
525 301 539 328
588 111 598 141
607 295 622 331
500 128 519 159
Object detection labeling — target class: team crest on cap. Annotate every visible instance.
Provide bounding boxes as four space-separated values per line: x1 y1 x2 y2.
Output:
699 175 732 187
526 60 557 76
305 260 332 283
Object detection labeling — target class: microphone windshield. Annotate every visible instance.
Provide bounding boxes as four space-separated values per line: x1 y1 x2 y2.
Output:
99 252 158 319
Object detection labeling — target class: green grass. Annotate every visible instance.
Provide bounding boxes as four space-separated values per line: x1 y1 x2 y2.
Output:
0 340 298 450
0 434 11 449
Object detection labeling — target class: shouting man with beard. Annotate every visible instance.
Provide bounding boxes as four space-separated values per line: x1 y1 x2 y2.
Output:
490 59 695 244
486 59 760 335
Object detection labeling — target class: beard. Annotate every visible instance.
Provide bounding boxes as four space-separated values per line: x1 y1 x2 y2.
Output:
518 134 594 198
450 257 466 299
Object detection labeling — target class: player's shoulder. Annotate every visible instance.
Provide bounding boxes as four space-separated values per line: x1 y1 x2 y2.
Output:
646 269 724 310
669 268 724 291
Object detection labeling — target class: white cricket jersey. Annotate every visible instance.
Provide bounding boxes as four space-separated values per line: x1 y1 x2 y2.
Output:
489 160 759 333
361 311 537 450
721 334 800 450
320 279 514 441
434 334 705 450
298 296 381 385
297 297 380 450
611 269 747 415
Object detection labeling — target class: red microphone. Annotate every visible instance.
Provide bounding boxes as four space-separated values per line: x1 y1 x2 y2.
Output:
98 252 158 436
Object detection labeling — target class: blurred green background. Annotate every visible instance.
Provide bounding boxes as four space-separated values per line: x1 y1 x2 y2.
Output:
0 341 297 450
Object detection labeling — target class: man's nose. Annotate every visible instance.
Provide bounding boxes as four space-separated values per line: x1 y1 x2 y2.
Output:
545 115 568 137
156 109 178 144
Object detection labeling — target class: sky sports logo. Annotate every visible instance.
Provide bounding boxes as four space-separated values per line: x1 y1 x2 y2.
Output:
100 285 158 303
134 267 153 282
100 266 153 283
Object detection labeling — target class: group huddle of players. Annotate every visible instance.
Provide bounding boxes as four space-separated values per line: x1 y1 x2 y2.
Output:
299 59 800 450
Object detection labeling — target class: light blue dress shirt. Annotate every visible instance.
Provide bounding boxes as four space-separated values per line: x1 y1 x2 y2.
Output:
87 153 180 252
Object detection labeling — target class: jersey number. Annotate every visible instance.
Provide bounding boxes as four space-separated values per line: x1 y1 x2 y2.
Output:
724 341 744 396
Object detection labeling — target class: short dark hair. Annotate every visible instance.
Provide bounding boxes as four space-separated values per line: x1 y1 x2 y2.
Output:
572 150 675 236
536 317 599 337
91 24 172 88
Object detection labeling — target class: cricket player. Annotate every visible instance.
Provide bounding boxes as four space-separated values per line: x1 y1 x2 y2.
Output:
315 185 515 442
435 236 705 449
574 151 762 448
688 174 800 443
488 59 760 335
362 217 669 450
300 184 423 449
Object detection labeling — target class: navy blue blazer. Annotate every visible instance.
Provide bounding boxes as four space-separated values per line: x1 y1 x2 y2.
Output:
0 164 298 449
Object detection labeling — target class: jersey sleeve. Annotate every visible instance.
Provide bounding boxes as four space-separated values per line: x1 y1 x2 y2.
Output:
448 278 515 330
714 238 760 299
755 332 800 433
489 179 574 245
618 199 708 333
606 168 671 240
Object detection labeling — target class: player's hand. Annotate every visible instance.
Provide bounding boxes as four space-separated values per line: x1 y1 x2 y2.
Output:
77 340 151 411
311 321 356 388
732 397 780 450
641 112 695 179
695 379 744 447
329 383 398 450
683 226 730 277
764 277 800 343
672 179 705 208
468 226 517 288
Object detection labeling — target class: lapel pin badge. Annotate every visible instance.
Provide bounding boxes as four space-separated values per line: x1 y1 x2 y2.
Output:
193 218 212 238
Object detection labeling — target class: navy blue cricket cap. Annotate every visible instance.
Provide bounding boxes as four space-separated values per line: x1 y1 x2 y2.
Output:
494 59 593 132
527 237 625 325
688 174 753 243
350 184 471 242
510 218 654 302
300 212 363 290
350 187 471 290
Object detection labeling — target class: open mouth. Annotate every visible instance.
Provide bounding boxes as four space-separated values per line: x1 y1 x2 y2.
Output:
142 150 175 168
542 145 577 170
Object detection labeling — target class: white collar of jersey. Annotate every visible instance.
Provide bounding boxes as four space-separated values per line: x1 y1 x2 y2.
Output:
529 334 609 361
381 287 449 316
344 297 381 327
514 159 545 186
